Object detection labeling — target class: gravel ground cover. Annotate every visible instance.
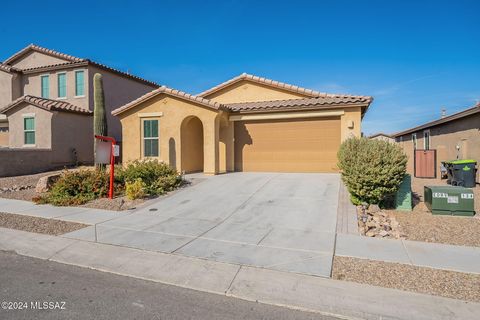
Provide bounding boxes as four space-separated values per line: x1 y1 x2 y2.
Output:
0 212 88 235
385 177 480 247
389 202 480 247
0 169 64 201
332 256 480 302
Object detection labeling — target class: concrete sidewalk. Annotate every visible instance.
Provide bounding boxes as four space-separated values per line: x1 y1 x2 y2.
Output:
0 227 479 320
1 196 480 276
336 233 480 274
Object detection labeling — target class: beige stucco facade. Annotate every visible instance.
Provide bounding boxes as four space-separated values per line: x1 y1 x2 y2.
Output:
396 112 480 178
118 94 233 175
2 101 93 172
117 78 367 174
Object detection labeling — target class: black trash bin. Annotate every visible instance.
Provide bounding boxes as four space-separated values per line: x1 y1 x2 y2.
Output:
445 160 477 188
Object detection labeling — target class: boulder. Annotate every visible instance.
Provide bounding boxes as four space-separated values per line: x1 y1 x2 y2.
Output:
368 204 381 213
35 174 60 193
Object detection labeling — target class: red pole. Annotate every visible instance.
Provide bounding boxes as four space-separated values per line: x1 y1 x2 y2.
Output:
109 141 115 199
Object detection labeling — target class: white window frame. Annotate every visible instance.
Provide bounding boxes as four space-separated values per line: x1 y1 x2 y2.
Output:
412 133 417 149
142 118 160 158
40 74 50 98
22 114 36 147
57 72 67 99
423 130 430 150
74 69 86 98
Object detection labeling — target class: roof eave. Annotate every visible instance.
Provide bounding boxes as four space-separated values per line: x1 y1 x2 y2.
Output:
392 106 480 137
230 102 371 114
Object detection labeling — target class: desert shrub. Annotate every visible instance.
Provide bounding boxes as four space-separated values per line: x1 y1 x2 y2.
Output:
34 169 112 206
337 137 407 205
125 178 145 200
116 159 182 196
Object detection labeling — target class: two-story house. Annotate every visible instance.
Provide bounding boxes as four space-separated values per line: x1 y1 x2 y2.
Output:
0 44 159 175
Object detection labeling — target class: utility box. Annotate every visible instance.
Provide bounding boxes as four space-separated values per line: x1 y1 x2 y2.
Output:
424 186 475 216
395 174 412 211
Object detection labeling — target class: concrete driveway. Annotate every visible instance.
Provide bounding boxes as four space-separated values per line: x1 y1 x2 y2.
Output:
65 172 340 277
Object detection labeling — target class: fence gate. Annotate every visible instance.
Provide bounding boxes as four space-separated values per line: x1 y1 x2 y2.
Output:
414 149 436 178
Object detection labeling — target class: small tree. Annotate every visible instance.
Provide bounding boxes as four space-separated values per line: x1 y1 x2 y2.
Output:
93 73 108 169
337 137 407 205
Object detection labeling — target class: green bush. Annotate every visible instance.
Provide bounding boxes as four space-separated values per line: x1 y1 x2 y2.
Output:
337 137 407 205
116 159 182 196
34 169 112 206
35 160 183 206
125 178 146 200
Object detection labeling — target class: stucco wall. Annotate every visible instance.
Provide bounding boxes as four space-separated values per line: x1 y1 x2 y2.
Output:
0 71 13 108
340 107 362 141
118 94 221 174
0 122 8 146
10 51 70 69
204 80 308 104
397 113 480 177
0 148 79 177
23 67 90 110
87 66 157 142
51 112 94 164
5 104 53 148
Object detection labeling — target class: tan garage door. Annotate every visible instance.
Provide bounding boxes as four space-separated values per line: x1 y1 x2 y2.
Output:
234 117 341 173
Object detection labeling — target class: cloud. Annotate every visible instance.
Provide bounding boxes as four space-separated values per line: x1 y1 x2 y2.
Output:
372 73 442 97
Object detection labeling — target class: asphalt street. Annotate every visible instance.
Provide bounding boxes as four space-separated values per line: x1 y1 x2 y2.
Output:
0 250 342 320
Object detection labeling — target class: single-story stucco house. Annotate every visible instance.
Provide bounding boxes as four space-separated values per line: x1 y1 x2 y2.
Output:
393 103 480 179
368 132 395 143
112 73 373 174
0 44 159 176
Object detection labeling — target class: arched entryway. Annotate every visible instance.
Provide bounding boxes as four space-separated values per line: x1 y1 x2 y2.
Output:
181 116 204 173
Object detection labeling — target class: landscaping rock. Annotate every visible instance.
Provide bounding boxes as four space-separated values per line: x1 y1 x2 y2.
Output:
357 206 405 239
368 204 381 213
35 174 60 193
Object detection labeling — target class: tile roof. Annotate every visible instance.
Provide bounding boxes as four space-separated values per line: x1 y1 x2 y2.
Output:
368 132 393 139
197 73 371 100
112 86 228 116
226 95 372 112
3 44 159 87
0 95 92 115
0 62 21 73
3 44 84 64
392 103 480 137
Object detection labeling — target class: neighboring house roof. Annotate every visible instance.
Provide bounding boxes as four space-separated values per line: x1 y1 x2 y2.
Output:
0 95 93 115
3 44 84 65
2 44 159 87
226 95 372 113
0 62 21 73
111 86 228 116
368 132 393 139
392 103 480 137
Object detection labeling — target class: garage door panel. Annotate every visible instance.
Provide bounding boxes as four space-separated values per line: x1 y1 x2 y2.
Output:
234 117 341 173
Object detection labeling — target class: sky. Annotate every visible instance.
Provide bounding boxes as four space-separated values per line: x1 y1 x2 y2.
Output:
1 0 479 135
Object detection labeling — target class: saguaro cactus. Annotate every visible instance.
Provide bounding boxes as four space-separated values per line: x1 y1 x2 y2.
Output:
93 73 108 167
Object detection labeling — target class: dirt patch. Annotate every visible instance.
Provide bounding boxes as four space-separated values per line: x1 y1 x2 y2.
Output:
332 256 480 302
0 169 64 201
80 196 145 211
0 212 88 236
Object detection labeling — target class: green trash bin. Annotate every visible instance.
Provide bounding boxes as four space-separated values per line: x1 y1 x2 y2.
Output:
444 159 477 188
424 186 475 216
